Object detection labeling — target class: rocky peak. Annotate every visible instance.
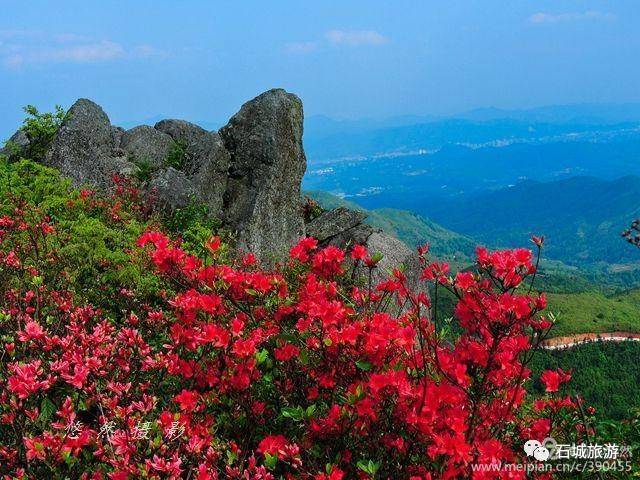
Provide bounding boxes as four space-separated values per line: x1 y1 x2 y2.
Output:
2 89 307 263
220 89 306 261
154 119 208 147
1 89 423 284
45 98 136 187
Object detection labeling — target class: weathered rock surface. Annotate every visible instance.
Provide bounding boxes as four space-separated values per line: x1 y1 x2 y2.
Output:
150 167 196 211
155 119 207 147
45 99 136 188
365 231 424 292
305 207 367 243
186 132 230 217
306 206 425 299
110 126 125 150
0 129 30 160
220 89 307 261
121 125 174 168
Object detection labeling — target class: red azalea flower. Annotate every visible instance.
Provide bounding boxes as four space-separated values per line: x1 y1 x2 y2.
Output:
541 368 571 392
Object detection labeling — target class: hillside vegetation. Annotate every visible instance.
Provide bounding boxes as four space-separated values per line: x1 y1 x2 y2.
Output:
306 190 476 262
422 175 640 267
545 289 640 336
0 158 217 314
530 342 640 420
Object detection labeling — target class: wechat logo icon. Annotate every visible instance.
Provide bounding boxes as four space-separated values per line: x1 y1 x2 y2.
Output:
524 439 550 462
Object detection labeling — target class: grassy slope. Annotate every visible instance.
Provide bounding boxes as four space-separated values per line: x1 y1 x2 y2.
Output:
435 272 640 338
545 289 640 336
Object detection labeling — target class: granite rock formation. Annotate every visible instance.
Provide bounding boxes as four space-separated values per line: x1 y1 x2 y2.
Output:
1 89 423 282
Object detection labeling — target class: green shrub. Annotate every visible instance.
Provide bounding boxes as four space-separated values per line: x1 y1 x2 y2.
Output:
132 156 154 182
0 157 222 315
164 140 188 170
20 105 67 159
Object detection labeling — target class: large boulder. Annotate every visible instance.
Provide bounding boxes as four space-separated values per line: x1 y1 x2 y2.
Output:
45 99 135 188
186 132 230 217
305 207 367 242
365 231 424 293
306 207 374 247
306 206 426 302
149 167 196 211
121 125 174 169
154 119 207 148
220 89 306 262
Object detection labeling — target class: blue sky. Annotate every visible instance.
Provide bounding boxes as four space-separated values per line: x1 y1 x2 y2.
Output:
1 0 639 137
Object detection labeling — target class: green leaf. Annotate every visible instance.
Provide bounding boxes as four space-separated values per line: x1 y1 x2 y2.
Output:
370 252 384 263
39 397 57 423
61 449 78 467
255 349 269 364
264 452 278 469
355 360 372 371
299 349 309 365
281 406 305 421
226 448 238 465
306 404 317 418
357 459 380 476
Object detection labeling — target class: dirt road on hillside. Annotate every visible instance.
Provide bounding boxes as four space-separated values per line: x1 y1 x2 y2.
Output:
540 332 640 350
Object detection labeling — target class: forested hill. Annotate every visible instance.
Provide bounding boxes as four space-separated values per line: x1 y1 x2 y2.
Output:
420 175 640 267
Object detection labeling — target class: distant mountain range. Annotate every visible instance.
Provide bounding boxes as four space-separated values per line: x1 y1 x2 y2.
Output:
456 103 640 124
309 174 640 269
418 175 640 267
303 103 640 162
303 136 640 207
302 104 640 270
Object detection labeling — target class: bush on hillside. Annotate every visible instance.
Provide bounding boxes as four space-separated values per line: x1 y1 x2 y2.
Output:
19 105 67 159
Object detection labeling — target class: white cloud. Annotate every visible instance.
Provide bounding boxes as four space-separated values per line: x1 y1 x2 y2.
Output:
3 41 124 68
50 41 124 62
0 31 167 69
285 29 388 55
285 41 318 54
529 11 616 24
53 32 92 43
324 29 388 47
0 29 41 40
132 44 168 59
